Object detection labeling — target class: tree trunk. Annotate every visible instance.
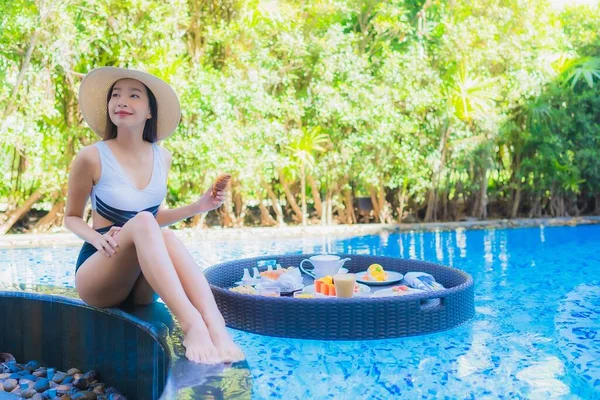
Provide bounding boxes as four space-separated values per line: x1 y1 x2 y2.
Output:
258 200 277 226
232 180 244 219
528 192 542 218
300 163 307 226
279 175 303 223
378 184 393 223
0 189 44 235
322 189 333 225
0 209 13 225
321 189 328 225
34 184 69 232
425 118 450 222
254 187 276 226
2 16 45 121
33 199 65 233
335 202 346 224
474 168 488 219
265 184 285 226
595 195 600 215
190 213 207 229
344 188 357 224
219 191 235 227
307 175 323 217
369 188 382 223
511 187 521 218
440 189 448 221
396 178 408 223
510 153 522 218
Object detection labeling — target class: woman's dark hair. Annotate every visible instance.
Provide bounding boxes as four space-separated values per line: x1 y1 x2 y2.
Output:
104 81 158 142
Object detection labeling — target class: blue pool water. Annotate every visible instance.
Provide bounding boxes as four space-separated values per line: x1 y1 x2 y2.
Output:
2 225 600 399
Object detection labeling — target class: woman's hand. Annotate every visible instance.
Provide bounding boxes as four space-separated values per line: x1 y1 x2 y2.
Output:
91 226 121 257
195 186 227 213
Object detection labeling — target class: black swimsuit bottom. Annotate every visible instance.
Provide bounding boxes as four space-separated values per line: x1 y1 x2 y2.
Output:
75 226 113 273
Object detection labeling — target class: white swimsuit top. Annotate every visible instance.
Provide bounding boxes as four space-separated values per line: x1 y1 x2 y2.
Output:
90 141 167 227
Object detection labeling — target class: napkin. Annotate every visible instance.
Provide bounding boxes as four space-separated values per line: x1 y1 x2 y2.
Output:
404 272 444 291
263 267 302 292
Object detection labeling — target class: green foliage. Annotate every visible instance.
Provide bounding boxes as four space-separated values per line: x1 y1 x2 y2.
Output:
1 0 600 229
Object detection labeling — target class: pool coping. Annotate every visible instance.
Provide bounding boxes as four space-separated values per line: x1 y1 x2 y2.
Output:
0 288 253 399
1 216 599 249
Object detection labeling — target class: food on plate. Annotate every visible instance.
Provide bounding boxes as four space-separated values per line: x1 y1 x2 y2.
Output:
315 275 360 296
362 264 387 282
293 293 315 299
229 285 258 295
378 285 423 296
315 275 335 296
260 266 290 280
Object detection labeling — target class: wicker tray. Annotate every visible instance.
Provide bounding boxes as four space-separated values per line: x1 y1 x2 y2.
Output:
205 254 474 340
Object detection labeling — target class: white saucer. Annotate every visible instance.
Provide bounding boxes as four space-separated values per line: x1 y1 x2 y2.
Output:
256 282 305 295
355 271 404 286
234 279 262 286
371 287 425 297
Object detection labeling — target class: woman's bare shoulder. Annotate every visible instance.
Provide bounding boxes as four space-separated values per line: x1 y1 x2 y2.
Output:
74 144 101 166
70 144 102 185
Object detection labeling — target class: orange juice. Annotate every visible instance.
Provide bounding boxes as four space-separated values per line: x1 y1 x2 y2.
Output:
334 273 356 298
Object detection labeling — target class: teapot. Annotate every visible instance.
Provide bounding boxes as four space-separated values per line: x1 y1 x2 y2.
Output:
299 254 351 279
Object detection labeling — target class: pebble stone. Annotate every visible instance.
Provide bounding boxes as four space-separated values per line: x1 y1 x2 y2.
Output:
0 356 127 399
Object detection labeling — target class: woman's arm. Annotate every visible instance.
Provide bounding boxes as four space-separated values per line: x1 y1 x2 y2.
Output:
64 146 105 243
154 147 225 227
155 202 204 227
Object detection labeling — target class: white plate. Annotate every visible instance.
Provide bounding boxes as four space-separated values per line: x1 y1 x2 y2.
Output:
355 270 404 286
234 279 262 286
303 283 371 298
255 282 305 295
371 287 425 297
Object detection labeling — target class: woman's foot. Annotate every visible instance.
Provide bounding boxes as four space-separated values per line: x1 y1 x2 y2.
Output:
183 323 221 364
210 327 245 363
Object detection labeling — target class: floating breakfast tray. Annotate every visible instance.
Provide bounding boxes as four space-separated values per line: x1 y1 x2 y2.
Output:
204 254 475 340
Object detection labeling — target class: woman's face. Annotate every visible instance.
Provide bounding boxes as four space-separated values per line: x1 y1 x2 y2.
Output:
107 78 151 133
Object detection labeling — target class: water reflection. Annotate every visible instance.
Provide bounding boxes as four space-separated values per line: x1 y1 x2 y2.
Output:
435 230 444 264
456 228 467 259
2 224 600 398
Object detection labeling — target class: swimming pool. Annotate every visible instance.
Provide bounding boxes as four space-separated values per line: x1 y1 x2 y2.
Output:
2 225 599 399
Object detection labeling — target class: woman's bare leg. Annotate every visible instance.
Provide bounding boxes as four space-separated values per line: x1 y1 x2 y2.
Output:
161 229 245 363
75 212 220 364
130 274 158 305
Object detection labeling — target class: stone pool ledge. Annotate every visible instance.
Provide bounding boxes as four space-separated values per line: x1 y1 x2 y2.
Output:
1 216 599 249
0 285 252 399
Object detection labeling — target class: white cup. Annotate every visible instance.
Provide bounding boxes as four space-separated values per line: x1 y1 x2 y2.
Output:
299 254 351 279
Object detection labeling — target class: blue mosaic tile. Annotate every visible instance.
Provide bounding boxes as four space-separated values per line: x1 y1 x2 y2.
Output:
1 225 600 398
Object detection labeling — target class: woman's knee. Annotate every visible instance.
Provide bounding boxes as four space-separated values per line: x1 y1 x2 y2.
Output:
130 211 159 231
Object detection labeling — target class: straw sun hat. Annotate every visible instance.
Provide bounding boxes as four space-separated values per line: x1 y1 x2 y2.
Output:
79 67 181 141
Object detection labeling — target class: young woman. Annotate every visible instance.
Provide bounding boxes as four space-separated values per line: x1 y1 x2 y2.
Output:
65 67 244 365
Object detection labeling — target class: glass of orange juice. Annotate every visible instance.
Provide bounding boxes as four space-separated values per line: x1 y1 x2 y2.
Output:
334 273 356 298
